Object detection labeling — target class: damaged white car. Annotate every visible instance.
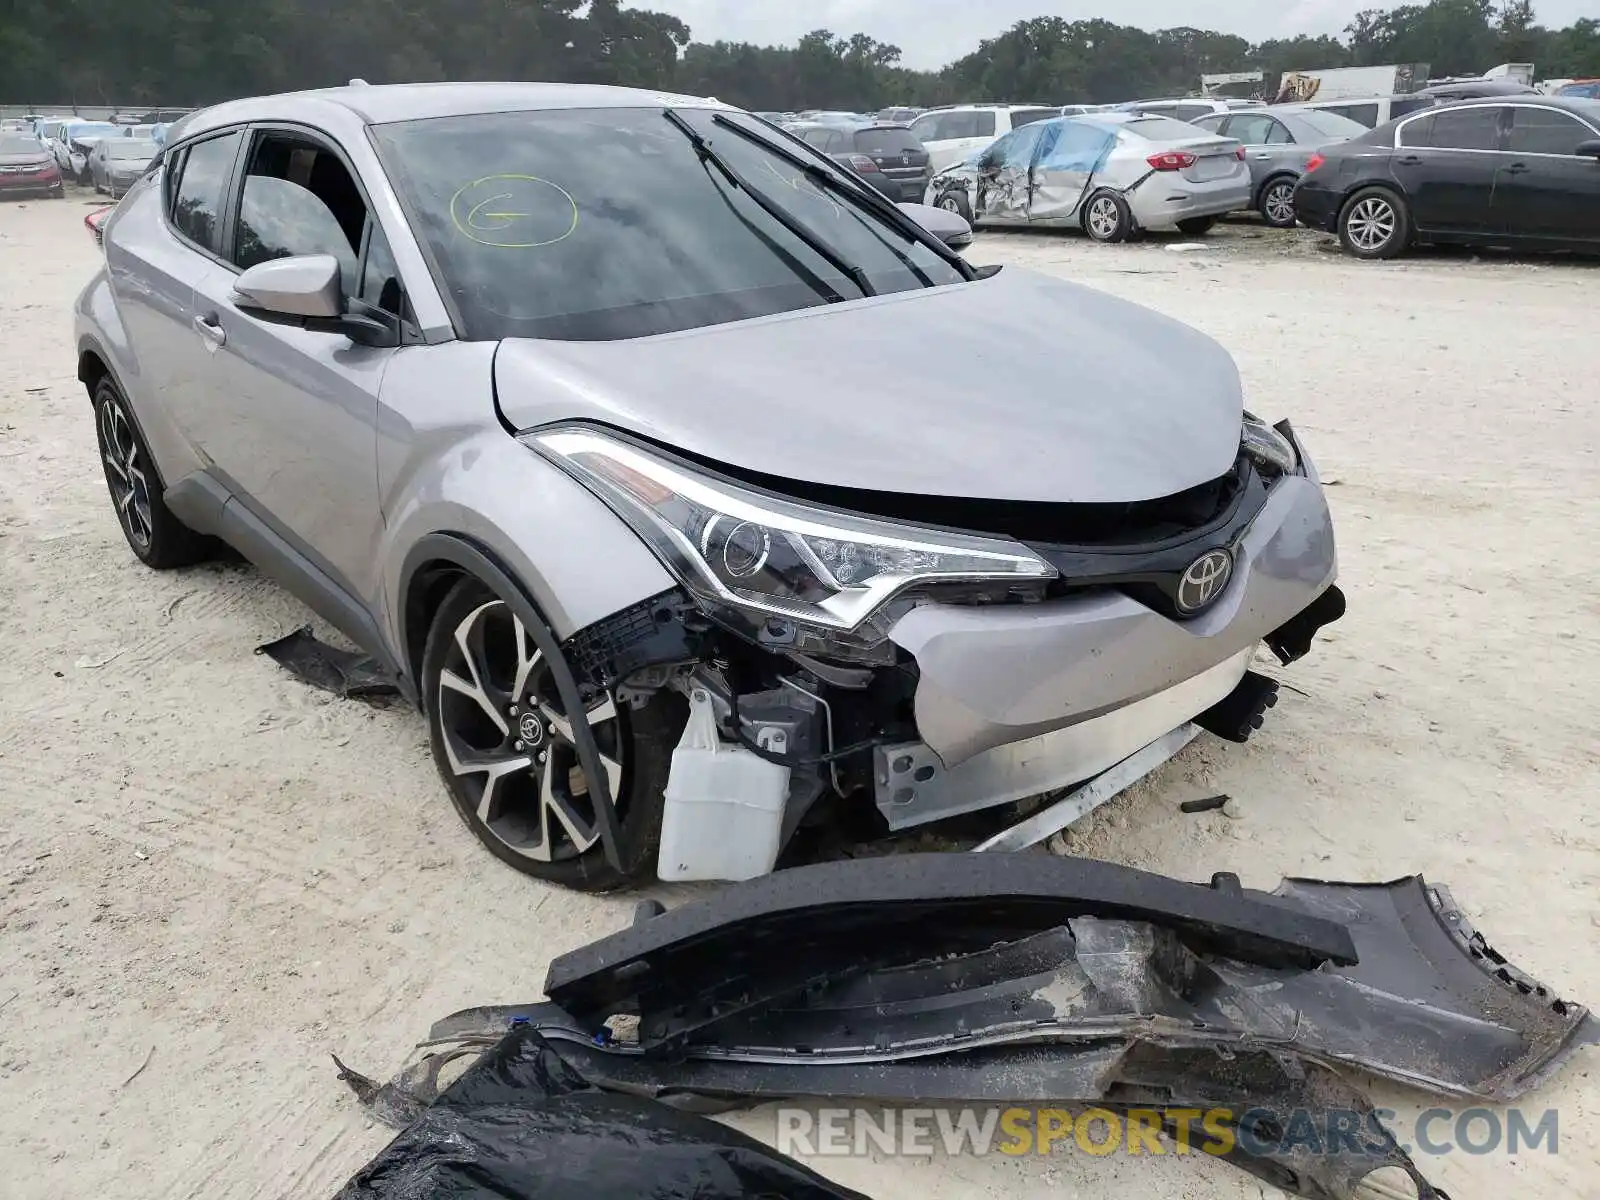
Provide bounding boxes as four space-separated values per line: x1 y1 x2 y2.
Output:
74 83 1344 890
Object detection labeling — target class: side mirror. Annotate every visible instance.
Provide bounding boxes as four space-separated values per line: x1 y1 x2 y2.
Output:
232 253 399 346
897 201 973 249
233 254 343 318
1576 139 1600 160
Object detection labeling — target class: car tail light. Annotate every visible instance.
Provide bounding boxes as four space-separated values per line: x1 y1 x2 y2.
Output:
1304 152 1326 174
85 206 111 246
846 153 881 173
1235 146 1246 160
1146 150 1197 171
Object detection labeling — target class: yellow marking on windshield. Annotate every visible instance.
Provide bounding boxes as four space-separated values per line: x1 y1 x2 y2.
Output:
448 174 579 248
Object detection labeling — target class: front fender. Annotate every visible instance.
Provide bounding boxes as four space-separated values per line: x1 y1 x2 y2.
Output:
375 343 675 671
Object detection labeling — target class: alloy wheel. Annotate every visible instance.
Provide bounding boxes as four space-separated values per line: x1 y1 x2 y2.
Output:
1345 196 1396 252
1087 196 1120 239
938 195 962 214
98 397 153 551
1264 182 1296 226
435 599 623 863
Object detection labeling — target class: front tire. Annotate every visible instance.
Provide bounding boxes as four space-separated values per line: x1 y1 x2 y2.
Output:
1082 190 1133 243
936 190 972 221
422 578 682 891
1258 177 1299 228
1338 186 1410 259
91 376 211 568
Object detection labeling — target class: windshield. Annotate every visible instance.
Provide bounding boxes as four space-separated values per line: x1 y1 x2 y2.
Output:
1118 115 1215 141
68 122 117 140
373 106 964 342
1558 82 1600 99
1292 109 1369 138
107 140 155 160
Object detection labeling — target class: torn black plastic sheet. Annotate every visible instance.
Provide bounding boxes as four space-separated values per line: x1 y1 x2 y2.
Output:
335 1025 871 1200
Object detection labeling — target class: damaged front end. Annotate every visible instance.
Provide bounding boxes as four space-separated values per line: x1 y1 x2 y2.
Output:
535 414 1344 881
335 855 1597 1200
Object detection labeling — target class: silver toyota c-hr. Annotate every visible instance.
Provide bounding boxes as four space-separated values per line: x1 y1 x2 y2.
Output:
75 82 1345 891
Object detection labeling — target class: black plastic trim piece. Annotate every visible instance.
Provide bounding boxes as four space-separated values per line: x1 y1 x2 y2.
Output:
545 852 1359 1050
400 533 624 871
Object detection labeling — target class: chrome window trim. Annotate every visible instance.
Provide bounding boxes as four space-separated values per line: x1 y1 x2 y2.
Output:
1392 101 1600 157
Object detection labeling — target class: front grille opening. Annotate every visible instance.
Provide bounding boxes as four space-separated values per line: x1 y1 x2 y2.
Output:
678 449 1250 547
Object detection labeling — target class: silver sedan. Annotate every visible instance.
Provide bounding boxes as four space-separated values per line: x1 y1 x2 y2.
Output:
1190 106 1368 227
926 112 1251 241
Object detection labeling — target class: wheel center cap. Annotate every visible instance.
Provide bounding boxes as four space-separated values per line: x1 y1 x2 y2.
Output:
517 712 545 746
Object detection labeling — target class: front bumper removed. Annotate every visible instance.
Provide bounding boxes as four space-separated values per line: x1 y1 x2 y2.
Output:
337 855 1597 1200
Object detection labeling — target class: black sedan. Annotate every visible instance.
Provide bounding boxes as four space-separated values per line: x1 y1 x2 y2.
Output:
784 121 932 202
1293 97 1600 259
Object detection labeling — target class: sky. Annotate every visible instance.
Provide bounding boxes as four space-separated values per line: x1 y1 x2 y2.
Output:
638 1 1592 70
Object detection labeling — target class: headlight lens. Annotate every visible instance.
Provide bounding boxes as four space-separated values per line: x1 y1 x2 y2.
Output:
525 427 1055 631
1241 412 1298 475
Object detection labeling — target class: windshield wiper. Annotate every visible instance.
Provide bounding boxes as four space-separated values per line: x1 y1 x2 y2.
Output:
662 108 875 299
710 112 978 282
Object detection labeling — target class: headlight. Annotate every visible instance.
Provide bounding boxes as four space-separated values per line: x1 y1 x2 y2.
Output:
1241 412 1298 475
525 426 1055 631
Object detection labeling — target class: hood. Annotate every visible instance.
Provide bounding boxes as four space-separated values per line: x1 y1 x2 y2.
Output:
0 151 53 168
493 267 1243 504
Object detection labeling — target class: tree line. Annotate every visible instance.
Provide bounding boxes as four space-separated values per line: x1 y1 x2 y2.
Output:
2 0 1596 111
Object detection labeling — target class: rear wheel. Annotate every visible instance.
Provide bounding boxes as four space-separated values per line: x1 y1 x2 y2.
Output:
422 578 681 891
1258 177 1299 228
1338 187 1410 260
1083 191 1133 243
1175 215 1218 236
92 376 211 568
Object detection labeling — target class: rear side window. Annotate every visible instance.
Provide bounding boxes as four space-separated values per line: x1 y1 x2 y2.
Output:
1390 96 1436 119
1010 108 1059 128
1191 115 1226 133
853 127 921 154
909 113 943 141
1426 106 1503 150
800 128 831 148
1505 107 1593 155
1226 114 1276 144
1326 103 1379 127
170 131 243 254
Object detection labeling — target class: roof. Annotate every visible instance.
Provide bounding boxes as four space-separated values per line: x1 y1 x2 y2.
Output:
176 81 734 139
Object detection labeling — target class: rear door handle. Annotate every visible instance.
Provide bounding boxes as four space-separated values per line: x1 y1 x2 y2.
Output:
1396 154 1423 165
193 313 227 349
1504 162 1531 174
1252 152 1272 160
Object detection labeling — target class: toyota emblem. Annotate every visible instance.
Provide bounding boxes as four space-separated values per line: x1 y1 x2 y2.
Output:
1176 549 1233 615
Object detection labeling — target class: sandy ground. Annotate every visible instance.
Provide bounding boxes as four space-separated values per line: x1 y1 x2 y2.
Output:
1 195 1597 1200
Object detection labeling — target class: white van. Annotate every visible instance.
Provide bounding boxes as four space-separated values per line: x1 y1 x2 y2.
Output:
908 104 1064 171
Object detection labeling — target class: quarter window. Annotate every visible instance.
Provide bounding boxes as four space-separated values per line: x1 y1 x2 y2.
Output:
1505 107 1593 155
971 111 996 137
170 130 242 254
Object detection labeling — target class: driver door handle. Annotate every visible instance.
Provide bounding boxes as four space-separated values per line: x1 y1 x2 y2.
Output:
1396 154 1423 165
1504 162 1531 174
193 313 227 349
